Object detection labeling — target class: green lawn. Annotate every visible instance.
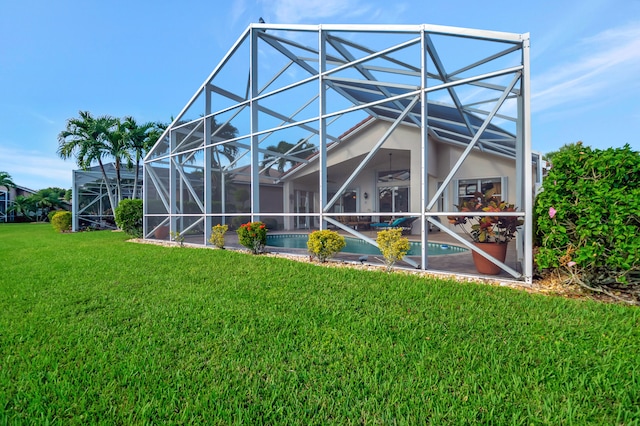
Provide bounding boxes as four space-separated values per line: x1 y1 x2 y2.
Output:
1 223 638 424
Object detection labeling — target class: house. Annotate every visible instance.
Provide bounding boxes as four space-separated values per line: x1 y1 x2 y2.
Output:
279 112 543 234
0 184 37 223
143 23 535 282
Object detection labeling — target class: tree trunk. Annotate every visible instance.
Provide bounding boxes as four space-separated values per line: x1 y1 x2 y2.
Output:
115 158 123 205
132 154 140 199
97 159 116 216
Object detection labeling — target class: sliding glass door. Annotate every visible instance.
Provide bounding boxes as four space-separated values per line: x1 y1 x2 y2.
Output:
378 186 409 221
295 190 313 229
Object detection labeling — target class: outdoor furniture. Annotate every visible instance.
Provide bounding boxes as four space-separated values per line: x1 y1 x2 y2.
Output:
337 216 372 230
369 216 418 234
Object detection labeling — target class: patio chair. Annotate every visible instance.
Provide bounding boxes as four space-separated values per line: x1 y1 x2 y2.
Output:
369 216 418 234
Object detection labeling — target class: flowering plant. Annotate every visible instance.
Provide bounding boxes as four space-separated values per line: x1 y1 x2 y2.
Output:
209 224 228 249
236 221 267 254
447 190 523 243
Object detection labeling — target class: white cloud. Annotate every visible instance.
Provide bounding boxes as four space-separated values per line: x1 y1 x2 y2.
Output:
230 0 248 27
0 146 73 190
259 0 377 23
531 0 610 60
532 21 640 113
26 109 56 125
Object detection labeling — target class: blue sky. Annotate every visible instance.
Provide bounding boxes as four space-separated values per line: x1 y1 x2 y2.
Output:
1 0 639 190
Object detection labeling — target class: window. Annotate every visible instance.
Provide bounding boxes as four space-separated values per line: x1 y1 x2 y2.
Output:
378 187 409 215
328 189 358 213
456 177 505 206
377 169 410 220
295 190 314 229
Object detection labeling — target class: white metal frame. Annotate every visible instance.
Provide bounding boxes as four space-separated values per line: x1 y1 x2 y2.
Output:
72 166 141 232
143 23 533 283
0 189 8 223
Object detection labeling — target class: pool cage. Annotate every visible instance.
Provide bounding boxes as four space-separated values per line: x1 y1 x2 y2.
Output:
0 189 9 223
143 23 533 282
72 164 143 231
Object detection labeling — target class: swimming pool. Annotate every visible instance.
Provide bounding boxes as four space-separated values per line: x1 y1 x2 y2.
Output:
266 234 467 256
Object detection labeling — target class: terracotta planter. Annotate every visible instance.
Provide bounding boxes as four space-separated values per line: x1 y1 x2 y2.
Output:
471 242 508 275
154 225 169 240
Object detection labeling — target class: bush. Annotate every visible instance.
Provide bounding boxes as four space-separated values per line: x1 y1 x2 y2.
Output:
376 228 411 272
307 230 346 262
170 231 184 247
47 209 62 223
209 224 228 249
236 221 267 254
51 211 72 233
114 199 143 238
535 142 639 293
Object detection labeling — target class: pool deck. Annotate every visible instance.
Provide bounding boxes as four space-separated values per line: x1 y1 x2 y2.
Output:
186 229 524 282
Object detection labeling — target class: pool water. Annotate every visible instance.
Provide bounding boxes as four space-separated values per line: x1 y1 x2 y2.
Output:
266 234 467 256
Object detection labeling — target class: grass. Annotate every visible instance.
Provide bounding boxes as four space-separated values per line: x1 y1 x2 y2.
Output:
1 223 639 424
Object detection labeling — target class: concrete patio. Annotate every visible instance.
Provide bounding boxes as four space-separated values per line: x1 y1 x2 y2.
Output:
186 229 523 282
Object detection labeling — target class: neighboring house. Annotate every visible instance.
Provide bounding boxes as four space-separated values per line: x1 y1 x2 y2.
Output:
143 23 536 282
0 185 37 223
72 163 142 231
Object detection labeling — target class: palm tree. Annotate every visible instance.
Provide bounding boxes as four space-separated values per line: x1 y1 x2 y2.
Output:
31 189 64 221
8 195 35 221
0 171 16 190
261 139 316 176
58 111 119 213
205 118 239 202
104 118 134 204
123 117 163 199
209 118 239 169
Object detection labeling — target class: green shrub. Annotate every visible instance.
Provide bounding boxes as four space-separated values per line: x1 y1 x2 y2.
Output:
47 209 62 223
114 199 143 238
170 231 184 247
236 221 267 254
376 228 411 272
535 142 639 291
51 211 72 233
307 230 346 262
209 224 228 249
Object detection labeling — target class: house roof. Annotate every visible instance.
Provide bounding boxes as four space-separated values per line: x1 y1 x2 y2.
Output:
16 185 37 194
337 116 375 140
74 164 143 187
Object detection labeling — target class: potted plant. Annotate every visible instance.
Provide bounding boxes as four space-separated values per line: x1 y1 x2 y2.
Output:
448 189 523 274
154 224 170 239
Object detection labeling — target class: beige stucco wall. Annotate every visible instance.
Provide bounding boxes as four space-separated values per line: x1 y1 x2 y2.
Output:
0 186 35 201
283 119 520 233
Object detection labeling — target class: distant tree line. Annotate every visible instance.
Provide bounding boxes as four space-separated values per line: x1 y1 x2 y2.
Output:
0 173 71 222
